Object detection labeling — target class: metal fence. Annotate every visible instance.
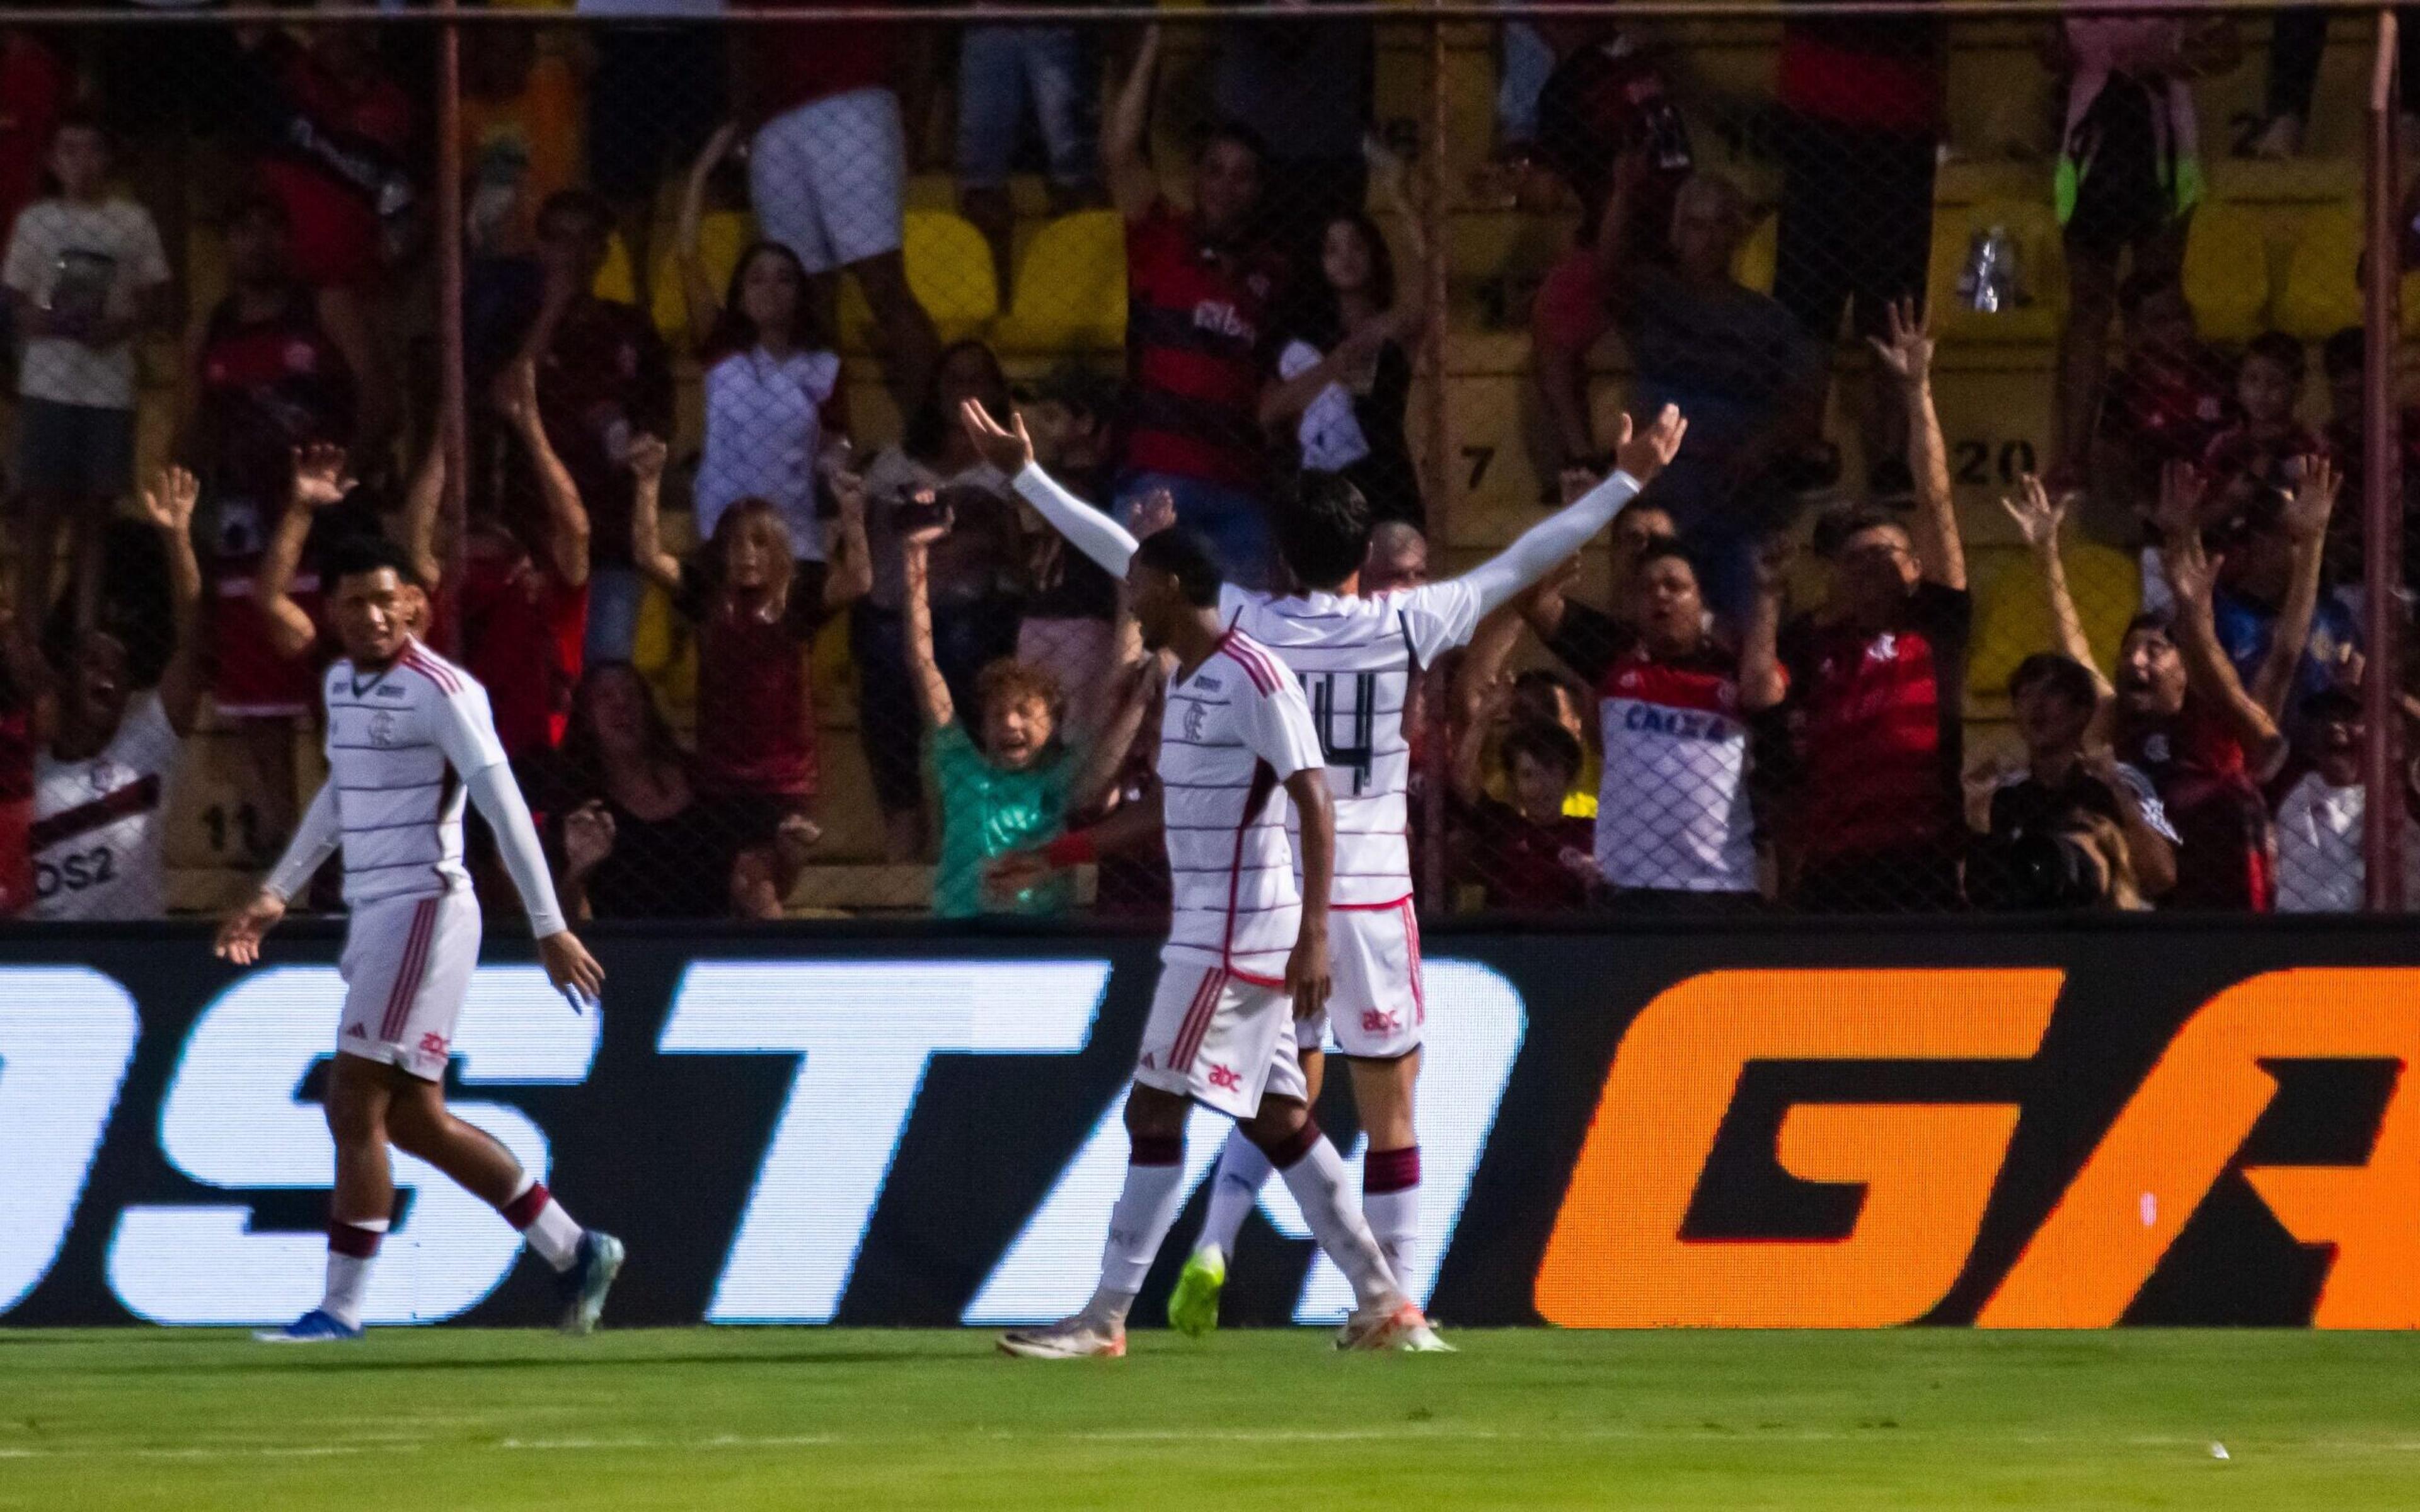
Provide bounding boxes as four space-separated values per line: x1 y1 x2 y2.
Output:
0 1 2407 923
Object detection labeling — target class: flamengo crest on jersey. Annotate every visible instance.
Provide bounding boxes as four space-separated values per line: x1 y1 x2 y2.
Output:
322 639 509 908
1221 582 1484 907
1158 627 1327 986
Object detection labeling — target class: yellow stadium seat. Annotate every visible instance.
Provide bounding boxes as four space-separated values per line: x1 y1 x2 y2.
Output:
2180 201 2274 343
594 231 638 308
651 210 758 345
1967 538 2144 704
838 210 1000 350
1928 197 2066 345
2275 202 2362 340
991 209 1129 355
1732 210 1776 296
631 580 696 709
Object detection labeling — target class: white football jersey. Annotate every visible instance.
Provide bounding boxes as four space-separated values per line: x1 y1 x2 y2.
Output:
1159 627 1327 985
321 639 508 908
1223 582 1484 907
30 692 180 920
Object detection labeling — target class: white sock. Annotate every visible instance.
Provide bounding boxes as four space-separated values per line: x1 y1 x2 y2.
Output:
321 1217 388 1328
1363 1145 1423 1302
500 1176 584 1272
1084 1136 1188 1330
1196 1128 1272 1261
1273 1128 1403 1314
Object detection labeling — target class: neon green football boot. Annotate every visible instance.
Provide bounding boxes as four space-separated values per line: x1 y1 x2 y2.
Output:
1168 1245 1227 1338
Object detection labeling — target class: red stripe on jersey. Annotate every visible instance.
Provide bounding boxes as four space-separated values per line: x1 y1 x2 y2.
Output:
1218 638 1275 694
400 644 462 694
1595 654 1740 717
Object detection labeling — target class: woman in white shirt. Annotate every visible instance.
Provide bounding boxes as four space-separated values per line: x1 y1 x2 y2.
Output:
678 127 848 563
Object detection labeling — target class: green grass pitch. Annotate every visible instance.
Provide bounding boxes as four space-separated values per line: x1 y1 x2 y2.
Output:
3 1329 2415 1509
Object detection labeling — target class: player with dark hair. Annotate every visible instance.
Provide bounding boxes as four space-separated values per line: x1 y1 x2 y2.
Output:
967 392 1686 1336
215 536 621 1343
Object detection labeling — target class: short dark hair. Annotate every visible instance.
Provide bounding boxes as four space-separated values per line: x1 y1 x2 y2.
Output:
1815 505 1906 559
2324 326 2365 379
1276 472 1373 590
1629 539 1700 583
324 534 424 590
1200 120 1270 174
52 110 109 150
1134 527 1224 608
2009 651 2099 709
2123 610 2176 643
1501 719 1584 784
2243 331 2307 387
536 188 613 242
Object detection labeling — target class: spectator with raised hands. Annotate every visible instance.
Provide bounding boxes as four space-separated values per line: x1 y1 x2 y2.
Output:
630 432 872 918
902 504 1153 920
2106 462 2296 910
2207 461 2350 738
1775 297 1969 911
30 465 206 920
1985 475 2180 904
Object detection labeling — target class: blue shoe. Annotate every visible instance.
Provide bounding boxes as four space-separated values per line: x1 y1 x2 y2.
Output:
556 1232 625 1336
253 1307 364 1344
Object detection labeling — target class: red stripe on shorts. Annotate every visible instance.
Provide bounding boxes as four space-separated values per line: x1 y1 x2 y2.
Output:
1170 967 1226 1074
379 898 439 1044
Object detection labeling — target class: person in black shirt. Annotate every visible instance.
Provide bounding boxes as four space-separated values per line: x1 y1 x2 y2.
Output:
1972 651 2178 905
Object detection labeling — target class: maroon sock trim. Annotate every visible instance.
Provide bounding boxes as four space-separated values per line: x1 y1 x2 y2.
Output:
1265 1119 1322 1172
1130 1133 1184 1167
499 1181 551 1230
328 1222 384 1259
1364 1145 1422 1195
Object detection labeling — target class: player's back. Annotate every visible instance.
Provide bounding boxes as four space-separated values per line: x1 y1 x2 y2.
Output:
1224 583 1480 907
1158 627 1310 987
323 639 483 906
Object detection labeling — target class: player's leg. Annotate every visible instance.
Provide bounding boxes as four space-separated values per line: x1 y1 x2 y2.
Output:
256 1049 397 1341
1172 1035 1323 1336
1240 1032 1443 1351
1001 964 1229 1359
1329 899 1429 1301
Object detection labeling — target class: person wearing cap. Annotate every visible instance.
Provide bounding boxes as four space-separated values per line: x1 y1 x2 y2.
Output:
1015 365 1128 742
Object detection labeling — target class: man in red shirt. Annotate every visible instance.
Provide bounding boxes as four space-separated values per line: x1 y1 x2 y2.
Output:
230 25 414 295
748 0 938 413
1102 26 1286 589
1777 302 1969 911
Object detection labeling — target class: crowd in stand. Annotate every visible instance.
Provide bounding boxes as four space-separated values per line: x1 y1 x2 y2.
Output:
0 7 2411 924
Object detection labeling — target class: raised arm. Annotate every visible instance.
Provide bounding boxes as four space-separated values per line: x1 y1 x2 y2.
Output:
676 122 743 350
1872 297 1964 591
1102 25 1164 220
136 466 207 735
256 443 357 660
900 508 957 730
1071 653 1162 814
2159 479 2285 769
2249 460 2340 721
1739 539 1790 713
1455 404 1687 615
1591 147 1654 301
2002 475 2110 698
626 434 683 592
396 435 447 592
821 466 875 610
500 358 591 587
318 286 395 456
1450 680 1511 807
967 399 1143 576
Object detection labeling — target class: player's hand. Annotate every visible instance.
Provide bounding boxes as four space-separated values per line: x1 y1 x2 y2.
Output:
959 397 1036 475
1611 404 1687 489
214 889 288 966
291 442 356 511
627 432 668 487
1285 924 1332 1022
538 930 606 1009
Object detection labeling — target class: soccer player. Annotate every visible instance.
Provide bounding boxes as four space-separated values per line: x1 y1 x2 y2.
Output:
992 518 1437 1358
967 395 1683 1334
214 537 622 1343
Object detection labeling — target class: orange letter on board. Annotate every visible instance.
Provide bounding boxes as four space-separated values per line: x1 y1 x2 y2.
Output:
1979 970 2420 1329
1535 970 2061 1328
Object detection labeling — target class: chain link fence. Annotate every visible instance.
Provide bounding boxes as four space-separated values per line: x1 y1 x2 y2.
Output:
0 3 2407 924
